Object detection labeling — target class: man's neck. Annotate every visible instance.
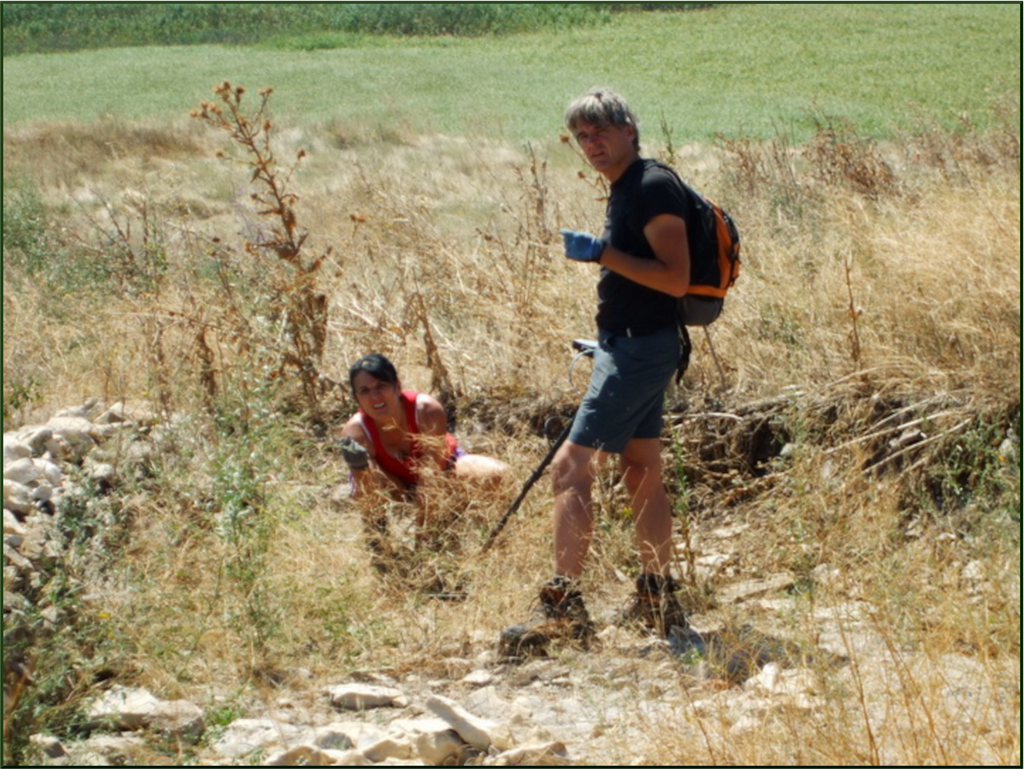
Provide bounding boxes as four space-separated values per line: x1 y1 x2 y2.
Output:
603 151 641 184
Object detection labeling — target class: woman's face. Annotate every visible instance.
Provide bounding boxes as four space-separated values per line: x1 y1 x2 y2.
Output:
352 370 401 422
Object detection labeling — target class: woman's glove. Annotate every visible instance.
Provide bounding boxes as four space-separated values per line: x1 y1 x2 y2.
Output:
337 436 370 471
560 229 605 263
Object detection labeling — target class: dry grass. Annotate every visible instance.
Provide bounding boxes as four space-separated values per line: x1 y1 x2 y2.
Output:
2 90 1019 765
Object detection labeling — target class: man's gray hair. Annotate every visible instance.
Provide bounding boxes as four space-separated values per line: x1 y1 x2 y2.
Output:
564 87 640 151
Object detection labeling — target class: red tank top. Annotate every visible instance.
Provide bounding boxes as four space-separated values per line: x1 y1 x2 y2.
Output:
359 390 458 487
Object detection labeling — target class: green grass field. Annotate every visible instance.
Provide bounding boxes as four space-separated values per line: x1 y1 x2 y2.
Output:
3 3 1019 142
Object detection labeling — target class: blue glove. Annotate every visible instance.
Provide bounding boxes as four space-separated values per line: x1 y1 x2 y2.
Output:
560 229 605 263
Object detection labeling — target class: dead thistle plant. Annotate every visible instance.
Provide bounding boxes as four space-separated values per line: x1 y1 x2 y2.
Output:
808 110 898 199
192 81 331 422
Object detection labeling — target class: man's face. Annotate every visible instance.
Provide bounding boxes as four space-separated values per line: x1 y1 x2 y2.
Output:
573 120 637 181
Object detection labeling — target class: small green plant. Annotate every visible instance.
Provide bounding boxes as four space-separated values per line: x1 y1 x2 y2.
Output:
2 376 41 431
668 439 700 592
2 182 48 270
205 365 287 666
3 181 135 305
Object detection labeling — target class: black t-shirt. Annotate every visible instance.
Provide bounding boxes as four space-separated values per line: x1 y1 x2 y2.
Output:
596 158 697 335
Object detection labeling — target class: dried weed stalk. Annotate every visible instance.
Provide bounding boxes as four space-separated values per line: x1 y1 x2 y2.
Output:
192 81 331 421
808 111 898 199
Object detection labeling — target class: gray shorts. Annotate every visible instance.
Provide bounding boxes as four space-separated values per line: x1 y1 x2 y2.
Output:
568 325 680 454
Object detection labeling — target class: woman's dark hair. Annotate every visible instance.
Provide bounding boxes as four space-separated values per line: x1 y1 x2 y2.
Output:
348 353 400 396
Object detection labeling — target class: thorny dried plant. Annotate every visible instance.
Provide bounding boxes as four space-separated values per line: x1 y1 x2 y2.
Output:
808 111 898 199
192 81 331 422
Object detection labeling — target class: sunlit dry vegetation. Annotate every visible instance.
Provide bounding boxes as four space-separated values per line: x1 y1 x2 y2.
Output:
3 77 1019 765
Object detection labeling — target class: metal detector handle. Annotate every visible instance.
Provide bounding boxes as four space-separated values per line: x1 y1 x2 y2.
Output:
572 339 597 356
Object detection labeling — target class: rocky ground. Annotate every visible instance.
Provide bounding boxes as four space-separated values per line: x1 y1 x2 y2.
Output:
5 401 1019 766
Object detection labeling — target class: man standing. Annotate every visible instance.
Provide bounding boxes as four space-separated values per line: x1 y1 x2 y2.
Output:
501 88 692 656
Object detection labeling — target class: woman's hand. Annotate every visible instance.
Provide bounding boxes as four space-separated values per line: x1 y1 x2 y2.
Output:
337 436 370 471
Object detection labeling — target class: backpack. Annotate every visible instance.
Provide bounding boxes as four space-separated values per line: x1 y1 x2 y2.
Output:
658 164 742 381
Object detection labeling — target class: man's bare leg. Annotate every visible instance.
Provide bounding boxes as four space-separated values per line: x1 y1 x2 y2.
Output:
550 441 598 579
621 437 673 575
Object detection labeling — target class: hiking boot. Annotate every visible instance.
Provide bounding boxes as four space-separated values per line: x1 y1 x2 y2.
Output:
498 577 596 658
618 574 690 637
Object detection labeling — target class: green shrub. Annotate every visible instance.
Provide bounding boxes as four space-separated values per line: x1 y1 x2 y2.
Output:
2 2 715 55
2 2 622 54
2 182 49 274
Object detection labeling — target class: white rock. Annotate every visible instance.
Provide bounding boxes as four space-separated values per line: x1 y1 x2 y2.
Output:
729 713 765 735
415 728 465 765
45 417 97 461
18 515 61 563
145 699 205 742
3 435 32 463
4 458 42 486
4 543 33 571
744 662 782 696
811 563 840 588
305 725 355 751
711 523 749 539
20 427 53 457
65 733 147 765
741 664 818 718
462 669 494 687
29 733 67 758
464 686 514 720
389 717 465 765
38 459 62 486
29 481 52 502
264 744 363 766
491 741 570 766
998 438 1018 464
87 685 161 730
55 400 103 420
718 573 796 604
362 735 416 762
330 748 373 765
40 606 62 626
85 458 117 486
3 479 36 516
373 760 427 767
776 669 818 699
961 560 986 584
4 509 27 536
426 694 513 751
95 423 127 440
327 683 409 711
326 722 401 753
212 717 305 759
96 402 131 425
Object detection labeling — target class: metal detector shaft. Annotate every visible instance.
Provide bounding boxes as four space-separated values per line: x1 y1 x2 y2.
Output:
482 339 595 553
481 409 576 552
